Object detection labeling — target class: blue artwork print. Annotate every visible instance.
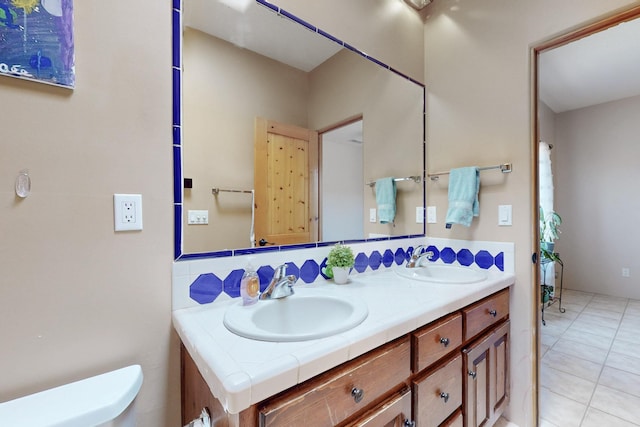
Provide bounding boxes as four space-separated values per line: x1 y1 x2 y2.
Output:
0 0 74 88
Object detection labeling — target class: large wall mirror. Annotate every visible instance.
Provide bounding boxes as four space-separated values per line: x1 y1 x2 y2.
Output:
175 0 425 258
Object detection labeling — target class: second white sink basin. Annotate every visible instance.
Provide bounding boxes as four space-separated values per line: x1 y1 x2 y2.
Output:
223 290 368 342
395 264 487 284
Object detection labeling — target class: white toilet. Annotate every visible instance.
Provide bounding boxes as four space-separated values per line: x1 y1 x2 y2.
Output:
0 364 143 427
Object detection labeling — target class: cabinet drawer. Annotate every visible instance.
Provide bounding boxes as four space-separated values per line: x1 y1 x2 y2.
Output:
413 353 463 427
463 289 509 341
259 337 411 427
342 387 412 427
413 313 462 373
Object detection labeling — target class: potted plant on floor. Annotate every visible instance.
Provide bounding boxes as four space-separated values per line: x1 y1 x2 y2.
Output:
325 244 355 285
539 207 562 262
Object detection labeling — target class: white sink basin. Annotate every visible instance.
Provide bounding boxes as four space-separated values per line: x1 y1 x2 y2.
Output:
223 290 368 342
395 264 488 284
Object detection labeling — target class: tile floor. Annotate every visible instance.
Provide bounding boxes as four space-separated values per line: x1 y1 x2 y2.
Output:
540 288 640 426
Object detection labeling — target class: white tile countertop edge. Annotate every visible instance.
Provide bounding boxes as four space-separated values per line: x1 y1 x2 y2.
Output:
173 267 515 414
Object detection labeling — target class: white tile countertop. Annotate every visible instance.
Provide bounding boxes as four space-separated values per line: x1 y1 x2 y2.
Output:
172 267 515 414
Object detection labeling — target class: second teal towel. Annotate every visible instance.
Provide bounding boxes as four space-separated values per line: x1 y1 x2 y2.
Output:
445 167 479 227
376 177 396 224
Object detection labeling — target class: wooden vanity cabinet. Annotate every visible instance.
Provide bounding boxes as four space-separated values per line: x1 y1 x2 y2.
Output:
181 288 511 427
462 321 510 427
258 337 411 427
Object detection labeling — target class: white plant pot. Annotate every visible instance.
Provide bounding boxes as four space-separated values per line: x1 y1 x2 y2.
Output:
332 267 351 284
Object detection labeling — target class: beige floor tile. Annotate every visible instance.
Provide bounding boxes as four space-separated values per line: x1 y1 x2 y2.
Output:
582 306 625 321
561 327 614 350
540 365 596 404
591 293 628 304
606 351 640 376
541 332 560 348
590 384 640 425
541 349 602 383
540 319 569 338
581 407 639 427
552 338 609 364
598 366 640 398
576 312 623 328
611 339 640 359
539 387 587 427
587 298 628 312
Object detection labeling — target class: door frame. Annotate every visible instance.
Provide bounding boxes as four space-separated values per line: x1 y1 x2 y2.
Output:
530 4 640 424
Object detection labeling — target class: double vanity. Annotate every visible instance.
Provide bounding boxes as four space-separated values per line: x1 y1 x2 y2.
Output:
173 264 514 427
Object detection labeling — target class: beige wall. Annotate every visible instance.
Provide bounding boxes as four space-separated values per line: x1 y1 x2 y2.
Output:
423 1 636 426
0 1 179 426
0 1 424 425
555 94 640 299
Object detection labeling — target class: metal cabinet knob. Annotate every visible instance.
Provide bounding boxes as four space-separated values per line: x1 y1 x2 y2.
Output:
489 309 497 317
468 370 477 379
440 392 450 403
403 420 416 427
351 387 364 403
440 337 450 347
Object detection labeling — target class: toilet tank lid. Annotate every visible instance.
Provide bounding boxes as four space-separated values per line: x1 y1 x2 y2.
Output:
0 364 143 427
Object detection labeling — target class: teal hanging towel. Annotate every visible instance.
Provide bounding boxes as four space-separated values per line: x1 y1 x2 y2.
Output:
445 167 479 228
375 177 397 224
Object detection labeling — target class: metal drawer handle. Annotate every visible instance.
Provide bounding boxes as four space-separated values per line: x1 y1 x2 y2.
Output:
403 420 416 427
351 387 364 403
440 337 450 347
489 309 497 317
468 370 477 379
440 392 450 403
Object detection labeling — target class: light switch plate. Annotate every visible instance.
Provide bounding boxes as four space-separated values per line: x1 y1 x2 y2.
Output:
498 205 512 226
416 207 424 224
427 206 437 223
369 208 376 223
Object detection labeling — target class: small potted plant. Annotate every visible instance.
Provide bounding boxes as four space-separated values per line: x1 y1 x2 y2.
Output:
539 207 562 262
325 244 355 284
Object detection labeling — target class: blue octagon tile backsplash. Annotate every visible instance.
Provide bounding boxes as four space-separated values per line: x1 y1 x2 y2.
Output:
188 244 506 304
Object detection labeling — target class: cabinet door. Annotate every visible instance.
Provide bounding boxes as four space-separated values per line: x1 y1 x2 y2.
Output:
413 354 463 427
462 321 509 427
343 388 413 427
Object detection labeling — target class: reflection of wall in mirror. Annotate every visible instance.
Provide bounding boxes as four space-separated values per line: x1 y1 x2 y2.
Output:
183 28 309 253
308 49 424 238
183 29 424 253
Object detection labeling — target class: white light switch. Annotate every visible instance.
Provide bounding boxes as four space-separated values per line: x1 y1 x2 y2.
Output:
188 210 209 224
369 208 377 223
498 205 512 226
427 206 437 224
416 207 424 224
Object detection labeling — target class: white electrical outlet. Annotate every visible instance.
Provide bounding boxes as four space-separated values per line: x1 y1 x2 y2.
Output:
114 194 143 231
622 268 630 278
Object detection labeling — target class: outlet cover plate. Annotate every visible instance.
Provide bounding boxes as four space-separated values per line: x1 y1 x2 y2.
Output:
114 194 143 231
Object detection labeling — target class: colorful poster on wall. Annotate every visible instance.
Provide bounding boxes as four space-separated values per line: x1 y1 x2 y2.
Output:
0 0 74 88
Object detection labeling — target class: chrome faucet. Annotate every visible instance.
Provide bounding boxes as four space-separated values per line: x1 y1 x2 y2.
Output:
259 264 297 300
406 245 434 268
